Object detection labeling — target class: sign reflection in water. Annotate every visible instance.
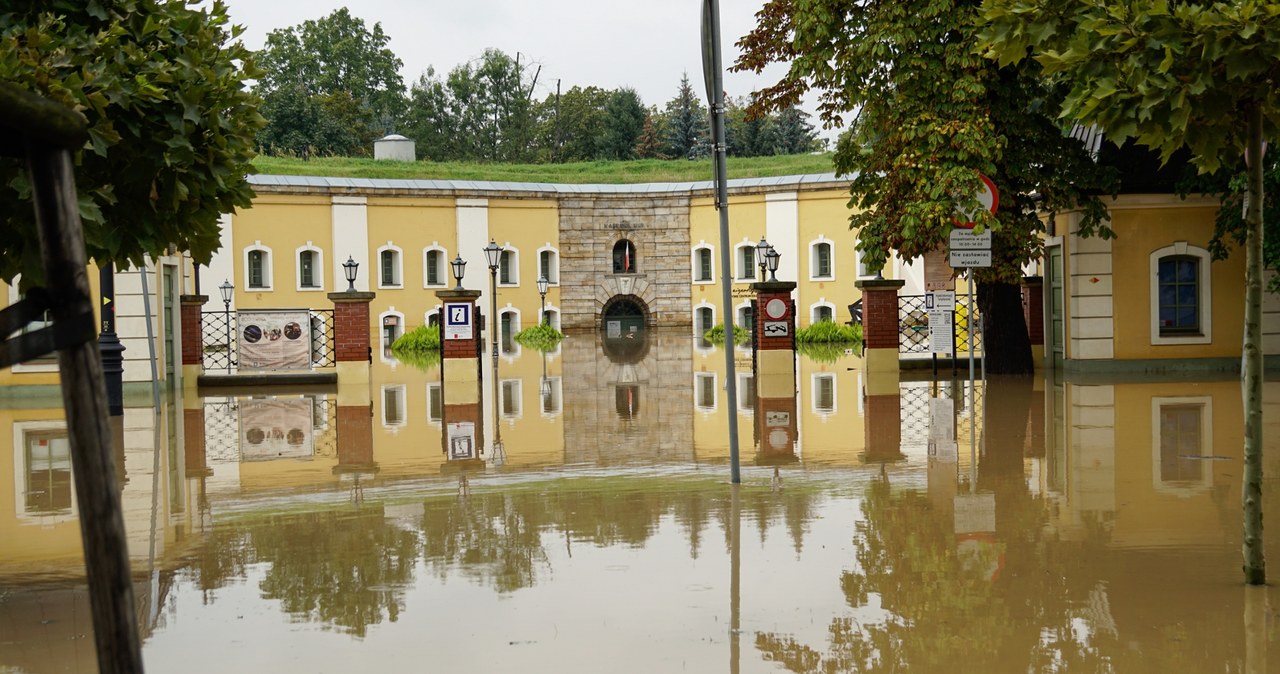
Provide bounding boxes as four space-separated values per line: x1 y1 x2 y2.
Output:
1 347 1278 672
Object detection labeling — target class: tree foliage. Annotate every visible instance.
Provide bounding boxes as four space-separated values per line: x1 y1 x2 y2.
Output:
255 8 404 156
734 0 1115 373
664 72 711 160
0 0 264 286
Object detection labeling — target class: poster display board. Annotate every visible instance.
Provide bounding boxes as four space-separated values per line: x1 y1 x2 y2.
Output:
239 397 315 461
447 421 477 460
238 310 312 370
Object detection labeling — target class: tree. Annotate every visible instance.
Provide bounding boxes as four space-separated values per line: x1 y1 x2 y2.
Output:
404 68 457 161
734 0 1114 374
774 106 820 155
255 8 406 156
0 0 264 286
634 111 666 159
538 85 612 162
664 72 711 160
598 88 646 160
979 0 1280 586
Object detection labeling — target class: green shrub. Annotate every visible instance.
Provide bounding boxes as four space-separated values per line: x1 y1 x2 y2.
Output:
514 323 564 352
797 341 856 364
704 323 751 345
392 324 442 351
795 320 862 344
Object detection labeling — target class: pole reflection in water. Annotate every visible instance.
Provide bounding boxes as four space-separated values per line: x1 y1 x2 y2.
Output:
5 358 1280 672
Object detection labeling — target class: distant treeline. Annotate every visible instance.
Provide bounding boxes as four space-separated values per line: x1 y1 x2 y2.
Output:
252 9 821 162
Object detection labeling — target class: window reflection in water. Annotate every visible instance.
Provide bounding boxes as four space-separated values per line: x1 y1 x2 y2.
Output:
615 384 640 420
24 430 72 514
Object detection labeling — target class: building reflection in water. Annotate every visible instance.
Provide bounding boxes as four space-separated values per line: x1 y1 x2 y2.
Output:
2 352 1279 671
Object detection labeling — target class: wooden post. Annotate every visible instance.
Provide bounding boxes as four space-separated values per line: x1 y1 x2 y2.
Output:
5 82 145 673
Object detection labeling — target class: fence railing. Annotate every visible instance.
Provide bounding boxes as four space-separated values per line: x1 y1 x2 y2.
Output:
897 294 982 356
202 309 336 372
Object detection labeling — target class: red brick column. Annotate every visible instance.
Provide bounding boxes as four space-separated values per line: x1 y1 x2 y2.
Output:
1021 276 1044 369
436 289 483 359
1021 276 1044 347
855 278 905 373
752 281 798 350
179 295 207 366
328 291 376 363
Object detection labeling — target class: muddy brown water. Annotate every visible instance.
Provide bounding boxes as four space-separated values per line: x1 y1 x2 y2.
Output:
2 332 1278 672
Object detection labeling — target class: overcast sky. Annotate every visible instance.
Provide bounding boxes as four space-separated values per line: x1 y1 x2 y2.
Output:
219 0 839 138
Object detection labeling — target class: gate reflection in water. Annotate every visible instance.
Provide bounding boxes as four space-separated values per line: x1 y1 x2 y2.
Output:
1 340 1278 672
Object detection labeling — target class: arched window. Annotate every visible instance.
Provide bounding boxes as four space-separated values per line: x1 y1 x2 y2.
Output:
244 242 272 290
423 247 447 287
296 244 323 290
811 301 835 324
499 307 521 355
613 239 637 273
498 247 519 286
538 246 560 284
810 239 834 280
692 245 714 283
737 302 755 338
378 243 403 288
1149 243 1211 345
736 244 758 281
379 309 404 360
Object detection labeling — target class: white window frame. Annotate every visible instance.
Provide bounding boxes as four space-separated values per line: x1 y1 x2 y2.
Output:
540 305 561 331
498 306 522 358
812 373 837 417
424 305 442 328
295 242 324 291
809 237 835 281
694 372 718 412
377 242 404 289
498 245 520 287
426 383 443 426
7 279 57 373
692 243 715 284
735 242 758 281
854 248 879 279
694 303 716 336
423 245 448 288
1151 396 1212 496
379 308 405 363
244 241 273 290
537 245 560 285
735 300 754 350
500 378 523 419
540 376 563 417
13 421 76 524
380 384 407 429
810 299 836 325
1149 242 1212 346
737 373 756 412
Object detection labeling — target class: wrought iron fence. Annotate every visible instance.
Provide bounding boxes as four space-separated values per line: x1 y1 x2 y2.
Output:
202 309 336 372
897 294 983 356
203 394 338 463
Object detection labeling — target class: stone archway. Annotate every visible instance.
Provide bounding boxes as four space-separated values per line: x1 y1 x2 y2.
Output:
600 294 650 338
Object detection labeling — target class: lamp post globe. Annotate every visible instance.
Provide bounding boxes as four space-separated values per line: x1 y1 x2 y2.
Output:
766 247 781 282
451 254 467 288
537 275 549 325
342 255 359 291
219 280 234 373
755 237 770 281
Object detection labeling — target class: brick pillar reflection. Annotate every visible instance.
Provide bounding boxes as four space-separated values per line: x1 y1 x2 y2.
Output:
863 388 904 464
1021 276 1044 368
179 294 207 390
184 406 210 478
855 278 905 373
328 290 376 393
336 404 375 470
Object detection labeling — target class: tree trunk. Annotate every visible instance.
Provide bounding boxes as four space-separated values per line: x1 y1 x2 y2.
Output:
976 280 1033 375
1242 102 1265 585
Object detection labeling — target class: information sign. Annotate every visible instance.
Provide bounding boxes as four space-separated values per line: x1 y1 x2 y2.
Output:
949 250 992 268
443 302 472 340
928 308 953 355
949 228 993 250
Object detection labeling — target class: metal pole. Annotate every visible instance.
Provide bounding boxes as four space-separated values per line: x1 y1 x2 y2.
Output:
138 265 160 411
99 261 125 416
490 268 498 359
705 0 742 483
223 298 231 373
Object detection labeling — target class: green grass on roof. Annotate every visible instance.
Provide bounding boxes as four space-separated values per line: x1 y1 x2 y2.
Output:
251 153 839 184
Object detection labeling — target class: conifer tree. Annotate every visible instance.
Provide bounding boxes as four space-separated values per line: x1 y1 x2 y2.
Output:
663 73 710 160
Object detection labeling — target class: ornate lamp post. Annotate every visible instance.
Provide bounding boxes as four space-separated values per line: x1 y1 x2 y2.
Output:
483 240 501 359
218 280 233 373
451 254 467 288
755 237 771 281
342 255 359 291
537 274 549 326
765 247 781 282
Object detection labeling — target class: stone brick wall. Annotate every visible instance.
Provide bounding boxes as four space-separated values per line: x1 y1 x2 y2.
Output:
558 195 692 331
856 280 906 350
330 293 374 362
179 295 207 366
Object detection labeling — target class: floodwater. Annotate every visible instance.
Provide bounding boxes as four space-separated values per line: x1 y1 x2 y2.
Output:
3 330 1280 673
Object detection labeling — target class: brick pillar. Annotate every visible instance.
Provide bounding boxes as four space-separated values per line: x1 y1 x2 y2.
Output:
179 294 207 390
436 288 483 406
329 290 376 392
855 278 905 373
1021 276 1044 368
752 280 798 399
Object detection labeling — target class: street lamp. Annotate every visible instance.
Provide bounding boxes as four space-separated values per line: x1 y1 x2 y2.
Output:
537 274 549 325
765 247 781 282
451 254 467 288
755 237 771 281
219 280 234 373
342 255 359 291
483 240 501 358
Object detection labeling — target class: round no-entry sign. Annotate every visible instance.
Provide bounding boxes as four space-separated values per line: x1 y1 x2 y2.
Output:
953 173 999 228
